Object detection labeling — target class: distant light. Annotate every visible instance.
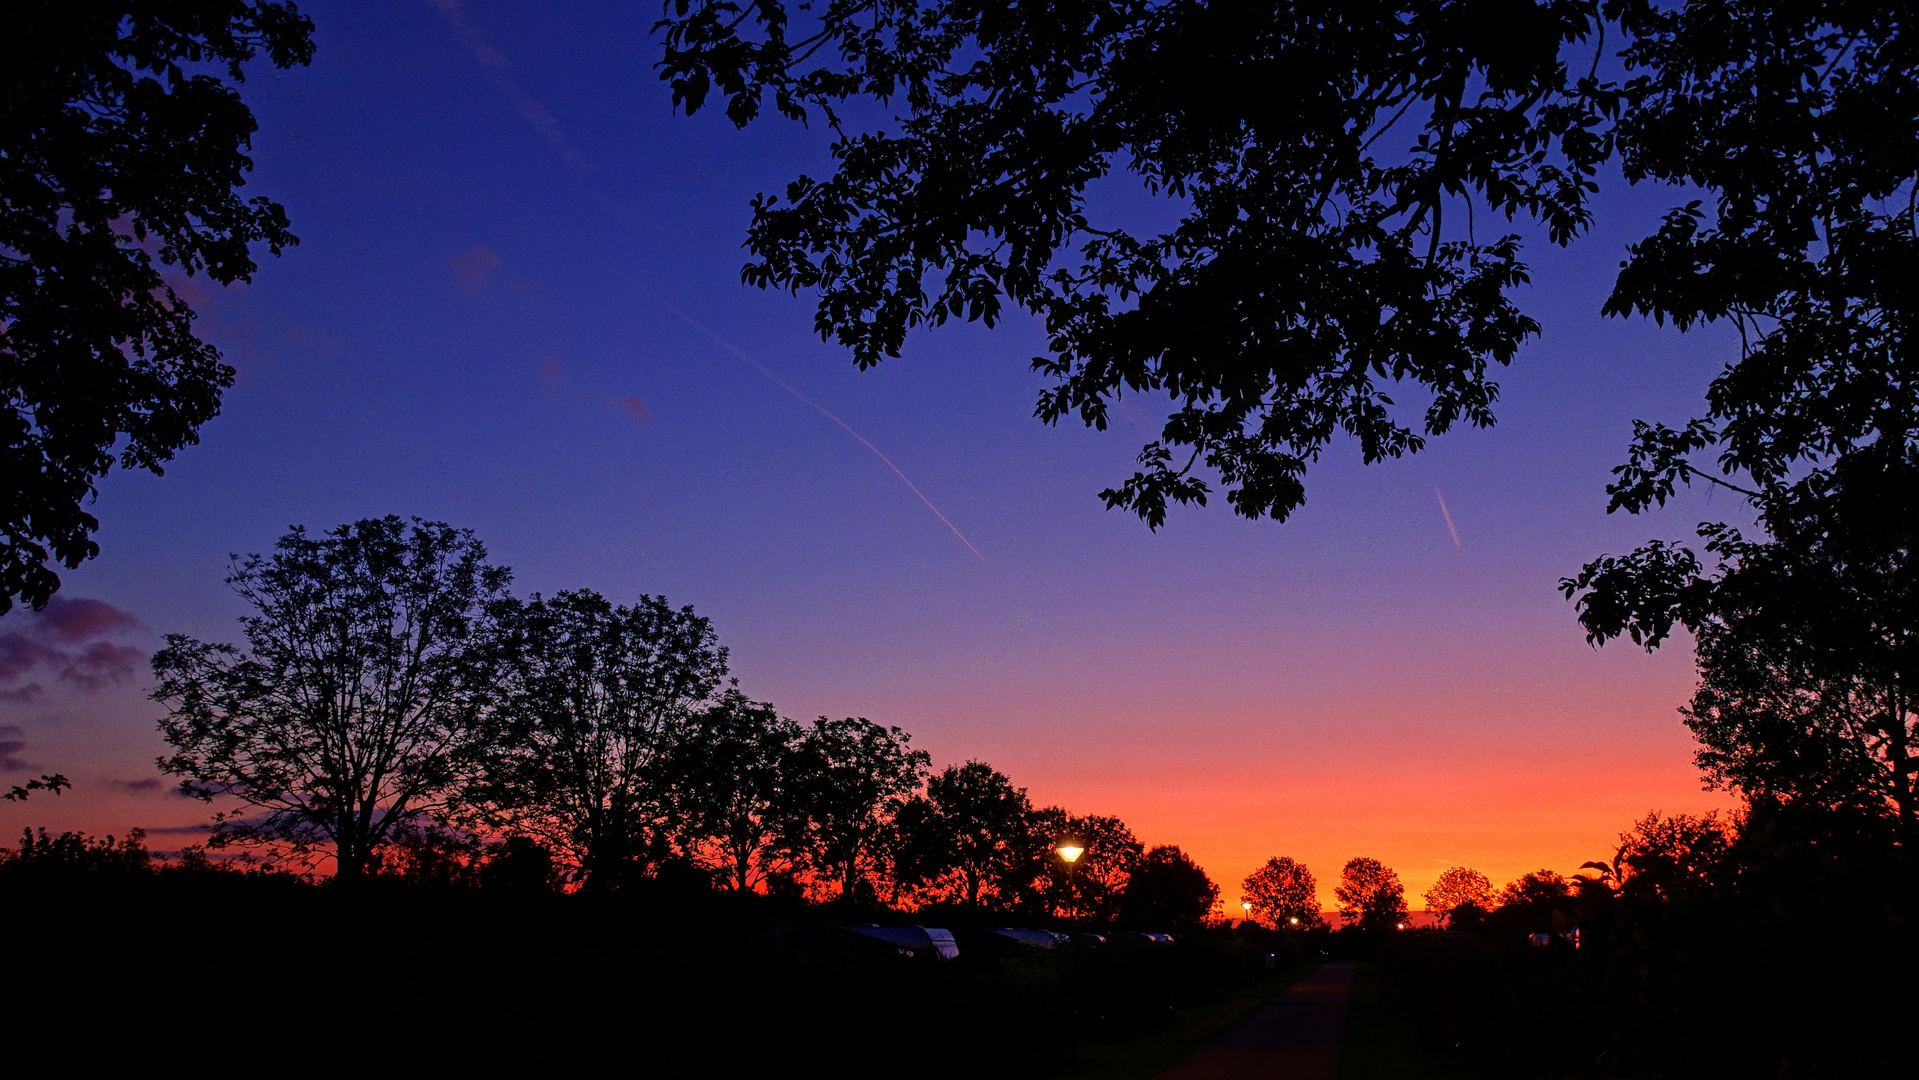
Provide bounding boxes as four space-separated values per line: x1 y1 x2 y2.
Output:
1241 901 1253 912
1288 916 1299 926
1056 843 1084 864
1396 922 1407 930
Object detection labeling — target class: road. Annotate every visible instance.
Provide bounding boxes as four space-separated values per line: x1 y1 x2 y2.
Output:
1154 961 1356 1080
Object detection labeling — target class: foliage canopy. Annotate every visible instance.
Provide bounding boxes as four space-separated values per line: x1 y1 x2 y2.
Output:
1335 855 1409 930
1242 854 1319 926
1 2 313 612
1423 865 1494 926
491 588 731 888
658 0 1628 528
151 517 513 879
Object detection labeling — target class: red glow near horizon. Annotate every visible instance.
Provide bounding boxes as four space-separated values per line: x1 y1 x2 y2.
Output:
0 3 1750 909
0 573 1735 916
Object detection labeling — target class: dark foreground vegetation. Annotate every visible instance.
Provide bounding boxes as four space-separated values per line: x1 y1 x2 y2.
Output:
1376 806 1915 1079
0 840 1303 1075
6 2 1916 1076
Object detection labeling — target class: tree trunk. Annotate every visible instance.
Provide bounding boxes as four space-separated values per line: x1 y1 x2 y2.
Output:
335 811 366 880
336 833 366 880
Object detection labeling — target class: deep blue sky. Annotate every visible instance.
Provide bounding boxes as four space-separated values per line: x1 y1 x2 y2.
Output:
3 1 1742 898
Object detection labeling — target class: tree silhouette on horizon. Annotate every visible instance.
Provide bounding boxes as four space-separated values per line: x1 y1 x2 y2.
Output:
151 517 513 879
1335 856 1409 931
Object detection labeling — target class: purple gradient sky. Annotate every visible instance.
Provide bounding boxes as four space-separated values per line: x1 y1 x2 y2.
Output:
0 1 1742 904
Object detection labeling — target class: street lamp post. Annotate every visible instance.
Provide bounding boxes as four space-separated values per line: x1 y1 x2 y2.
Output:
1056 840 1084 1069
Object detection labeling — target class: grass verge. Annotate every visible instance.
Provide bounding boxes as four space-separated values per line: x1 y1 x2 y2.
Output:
1338 961 1475 1080
1050 962 1317 1080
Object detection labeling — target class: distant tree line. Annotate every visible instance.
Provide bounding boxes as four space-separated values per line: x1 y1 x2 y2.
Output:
140 515 1220 926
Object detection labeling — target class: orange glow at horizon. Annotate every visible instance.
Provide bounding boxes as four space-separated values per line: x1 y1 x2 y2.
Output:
1043 751 1735 914
854 614 1733 916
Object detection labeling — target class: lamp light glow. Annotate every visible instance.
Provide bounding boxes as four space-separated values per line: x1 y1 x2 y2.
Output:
1056 843 1084 863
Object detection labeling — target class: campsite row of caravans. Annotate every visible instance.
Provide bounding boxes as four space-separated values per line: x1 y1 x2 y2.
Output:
844 925 1176 959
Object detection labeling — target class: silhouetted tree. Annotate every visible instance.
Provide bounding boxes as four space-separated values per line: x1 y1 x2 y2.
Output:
671 689 801 891
1680 609 1917 834
151 517 513 879
1497 869 1570 908
780 716 928 903
1611 811 1737 904
656 2 1911 549
491 589 730 889
657 0 1621 528
1014 808 1143 921
1424 866 1495 928
1242 856 1319 928
659 7 1914 871
894 761 1035 908
1 2 314 612
1119 845 1218 929
1335 857 1408 931
1556 5 1916 841
1491 869 1573 936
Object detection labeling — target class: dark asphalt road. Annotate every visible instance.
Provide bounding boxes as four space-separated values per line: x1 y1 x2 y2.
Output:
1154 961 1356 1080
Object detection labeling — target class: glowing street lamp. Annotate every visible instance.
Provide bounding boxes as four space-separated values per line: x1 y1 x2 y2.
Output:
1054 839 1085 1067
1287 916 1300 926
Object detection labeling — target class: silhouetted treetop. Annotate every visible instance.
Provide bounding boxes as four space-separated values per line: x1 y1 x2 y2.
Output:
657 0 1628 527
657 1 1908 538
0 826 150 879
894 761 1035 908
490 588 731 889
779 715 928 903
1607 811 1737 903
1557 4 1913 666
672 690 802 892
1 2 314 613
1119 844 1218 929
152 517 514 879
1424 865 1494 927
1242 855 1318 927
1336 856 1408 931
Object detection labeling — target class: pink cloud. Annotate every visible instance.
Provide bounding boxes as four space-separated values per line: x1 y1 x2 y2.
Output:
36 596 145 643
534 357 658 427
449 244 504 289
0 724 31 771
0 596 146 700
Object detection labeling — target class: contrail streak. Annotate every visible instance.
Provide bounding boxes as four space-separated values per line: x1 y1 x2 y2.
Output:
1435 486 1463 552
427 9 984 564
424 0 594 173
608 267 988 564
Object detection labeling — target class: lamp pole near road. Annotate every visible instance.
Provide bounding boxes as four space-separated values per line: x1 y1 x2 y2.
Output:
1056 840 1084 1069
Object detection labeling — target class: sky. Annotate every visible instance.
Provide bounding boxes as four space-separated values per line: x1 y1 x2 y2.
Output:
0 0 1742 908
